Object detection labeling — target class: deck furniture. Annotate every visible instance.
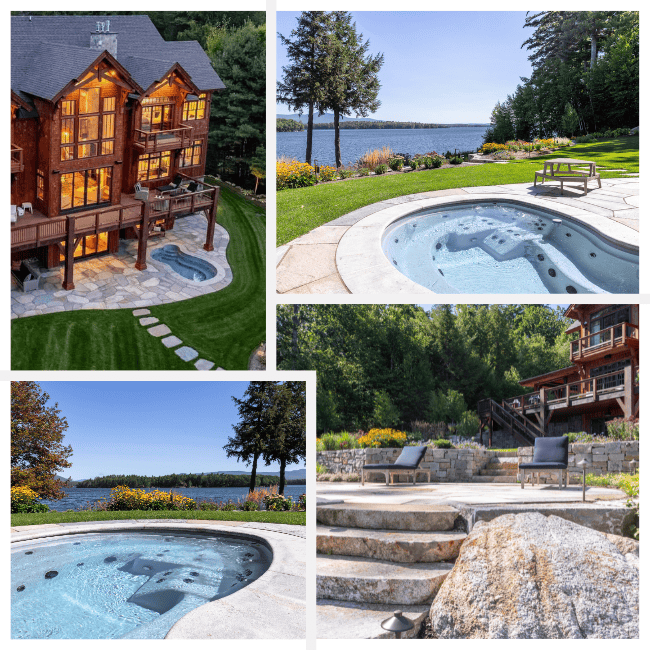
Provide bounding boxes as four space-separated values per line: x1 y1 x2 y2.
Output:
134 183 149 201
11 205 25 222
534 158 601 195
21 202 33 213
519 436 569 489
361 445 430 486
159 174 186 194
11 260 40 291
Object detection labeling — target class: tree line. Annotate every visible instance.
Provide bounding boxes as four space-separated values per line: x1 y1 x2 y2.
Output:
277 11 383 167
75 473 305 489
277 118 305 132
486 11 638 142
277 305 574 433
311 121 488 130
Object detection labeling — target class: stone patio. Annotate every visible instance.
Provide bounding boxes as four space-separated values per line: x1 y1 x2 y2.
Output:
11 212 232 318
277 178 639 293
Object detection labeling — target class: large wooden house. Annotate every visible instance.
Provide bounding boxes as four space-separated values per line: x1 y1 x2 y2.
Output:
479 304 639 445
11 15 225 289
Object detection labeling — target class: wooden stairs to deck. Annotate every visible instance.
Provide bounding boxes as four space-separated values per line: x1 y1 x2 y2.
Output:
479 398 544 447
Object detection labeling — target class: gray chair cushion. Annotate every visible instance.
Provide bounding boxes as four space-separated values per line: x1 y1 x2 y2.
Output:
364 446 427 471
520 436 569 471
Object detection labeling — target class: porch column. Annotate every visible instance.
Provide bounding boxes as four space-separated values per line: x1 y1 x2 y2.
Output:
62 216 75 290
203 187 220 252
135 200 150 271
623 365 633 418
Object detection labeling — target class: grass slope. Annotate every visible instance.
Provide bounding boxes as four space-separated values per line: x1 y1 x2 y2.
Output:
11 186 265 370
277 137 638 245
11 509 306 526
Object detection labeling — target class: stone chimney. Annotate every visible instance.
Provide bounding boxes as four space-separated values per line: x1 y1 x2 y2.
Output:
90 20 117 58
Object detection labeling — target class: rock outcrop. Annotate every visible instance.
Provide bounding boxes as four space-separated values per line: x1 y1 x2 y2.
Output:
430 512 638 638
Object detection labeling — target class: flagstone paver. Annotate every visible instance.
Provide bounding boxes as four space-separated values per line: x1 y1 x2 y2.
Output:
195 359 215 370
11 212 231 318
139 316 159 326
133 308 151 316
161 335 183 348
277 178 640 294
147 324 172 337
175 346 199 361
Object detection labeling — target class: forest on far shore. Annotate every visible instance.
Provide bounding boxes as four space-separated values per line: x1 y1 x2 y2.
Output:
74 473 305 489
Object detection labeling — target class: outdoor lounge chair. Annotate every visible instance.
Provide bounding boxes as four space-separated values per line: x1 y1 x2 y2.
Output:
361 445 430 486
158 174 185 194
519 436 569 489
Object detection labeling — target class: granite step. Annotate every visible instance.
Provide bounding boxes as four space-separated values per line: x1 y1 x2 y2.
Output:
317 525 466 563
317 554 453 605
317 599 429 639
469 475 519 483
479 469 519 477
317 503 459 531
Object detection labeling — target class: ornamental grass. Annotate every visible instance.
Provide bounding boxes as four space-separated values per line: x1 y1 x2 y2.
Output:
358 146 393 169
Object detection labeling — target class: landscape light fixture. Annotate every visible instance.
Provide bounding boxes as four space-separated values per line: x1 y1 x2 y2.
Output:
381 610 414 639
630 459 638 475
577 459 587 502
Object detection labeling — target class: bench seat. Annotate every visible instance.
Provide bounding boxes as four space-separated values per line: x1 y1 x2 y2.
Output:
362 445 430 486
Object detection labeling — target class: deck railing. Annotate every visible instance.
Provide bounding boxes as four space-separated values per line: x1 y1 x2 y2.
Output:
570 323 638 360
134 124 193 151
11 144 24 173
545 369 628 403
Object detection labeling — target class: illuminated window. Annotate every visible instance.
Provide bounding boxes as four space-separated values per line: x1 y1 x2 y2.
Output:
36 169 45 201
60 88 116 161
182 93 206 121
180 139 203 168
137 151 172 181
60 166 112 212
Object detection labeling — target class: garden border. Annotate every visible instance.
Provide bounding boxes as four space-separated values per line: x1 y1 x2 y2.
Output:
11 520 306 639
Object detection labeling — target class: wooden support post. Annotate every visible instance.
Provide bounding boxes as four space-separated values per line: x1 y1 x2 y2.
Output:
623 365 633 418
62 216 76 290
135 200 150 271
203 187 220 252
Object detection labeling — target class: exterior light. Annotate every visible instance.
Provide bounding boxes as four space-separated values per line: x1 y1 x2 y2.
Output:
577 459 587 502
381 610 414 639
630 459 638 475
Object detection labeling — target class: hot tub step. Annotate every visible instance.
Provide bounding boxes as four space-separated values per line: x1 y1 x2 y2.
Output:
317 525 466 563
317 554 453 605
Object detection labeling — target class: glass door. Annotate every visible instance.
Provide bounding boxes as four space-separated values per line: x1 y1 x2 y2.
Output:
60 167 112 212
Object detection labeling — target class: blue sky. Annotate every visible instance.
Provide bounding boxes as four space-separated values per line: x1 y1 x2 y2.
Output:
38 382 304 481
277 11 533 123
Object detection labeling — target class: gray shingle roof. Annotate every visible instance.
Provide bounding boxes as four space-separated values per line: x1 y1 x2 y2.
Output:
12 14 224 102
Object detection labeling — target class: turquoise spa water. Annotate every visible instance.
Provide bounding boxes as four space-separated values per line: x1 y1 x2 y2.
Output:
12 531 272 639
382 201 639 294
151 245 217 282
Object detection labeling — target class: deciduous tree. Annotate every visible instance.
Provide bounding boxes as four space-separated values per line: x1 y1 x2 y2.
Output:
11 381 72 499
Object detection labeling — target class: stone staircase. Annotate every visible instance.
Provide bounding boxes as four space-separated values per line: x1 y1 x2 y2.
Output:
317 502 465 639
471 452 519 483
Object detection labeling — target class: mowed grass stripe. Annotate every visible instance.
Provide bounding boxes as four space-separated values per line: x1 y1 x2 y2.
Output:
11 185 265 370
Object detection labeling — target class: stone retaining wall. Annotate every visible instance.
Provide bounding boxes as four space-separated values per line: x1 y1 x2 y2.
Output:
317 447 504 483
318 441 639 484
518 440 639 484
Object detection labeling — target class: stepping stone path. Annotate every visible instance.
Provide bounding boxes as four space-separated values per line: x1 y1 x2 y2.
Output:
316 501 465 638
132 309 223 370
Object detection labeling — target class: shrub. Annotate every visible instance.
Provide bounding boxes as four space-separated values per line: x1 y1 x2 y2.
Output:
338 168 354 179
432 439 453 449
409 158 420 170
456 411 480 438
316 463 327 475
358 428 407 448
565 431 603 443
388 157 404 171
449 156 463 165
220 502 237 511
263 494 292 511
318 165 338 182
336 431 359 450
374 164 388 175
240 500 260 511
357 167 371 177
431 156 444 168
100 485 196 511
320 432 340 451
480 143 508 154
372 389 401 428
494 151 515 160
11 486 50 514
276 160 316 190
607 417 639 441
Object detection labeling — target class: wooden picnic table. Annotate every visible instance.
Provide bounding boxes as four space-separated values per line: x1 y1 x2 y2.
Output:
534 158 601 195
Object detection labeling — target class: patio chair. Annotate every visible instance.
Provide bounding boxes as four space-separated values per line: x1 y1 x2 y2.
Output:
361 445 430 486
134 183 149 201
158 174 185 194
519 436 569 489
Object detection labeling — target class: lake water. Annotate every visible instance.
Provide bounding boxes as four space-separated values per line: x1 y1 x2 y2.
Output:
42 486 306 512
277 126 489 167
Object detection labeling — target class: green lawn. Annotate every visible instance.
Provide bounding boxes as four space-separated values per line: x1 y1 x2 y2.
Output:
277 137 638 245
11 185 265 370
11 509 305 527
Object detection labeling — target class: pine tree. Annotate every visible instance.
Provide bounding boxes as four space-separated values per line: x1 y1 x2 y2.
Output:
277 11 332 164
224 381 276 492
321 12 383 168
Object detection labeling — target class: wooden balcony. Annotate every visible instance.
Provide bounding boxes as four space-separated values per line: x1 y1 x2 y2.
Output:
11 144 24 173
503 367 635 416
133 124 193 153
570 322 639 362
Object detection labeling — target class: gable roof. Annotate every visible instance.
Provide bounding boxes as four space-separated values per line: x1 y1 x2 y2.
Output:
11 14 225 103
